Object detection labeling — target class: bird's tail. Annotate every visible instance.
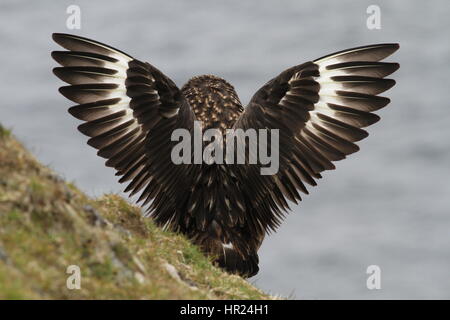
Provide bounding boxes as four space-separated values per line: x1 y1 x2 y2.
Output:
215 243 260 278
197 232 260 278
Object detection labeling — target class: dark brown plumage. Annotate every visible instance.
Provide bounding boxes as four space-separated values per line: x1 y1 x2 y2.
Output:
52 33 399 277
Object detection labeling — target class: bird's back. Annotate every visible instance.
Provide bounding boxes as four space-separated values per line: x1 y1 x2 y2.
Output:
179 75 262 276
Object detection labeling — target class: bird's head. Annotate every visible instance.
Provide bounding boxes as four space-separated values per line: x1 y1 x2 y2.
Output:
181 75 243 129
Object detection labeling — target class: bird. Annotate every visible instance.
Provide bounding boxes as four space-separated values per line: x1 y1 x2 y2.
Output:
52 33 399 277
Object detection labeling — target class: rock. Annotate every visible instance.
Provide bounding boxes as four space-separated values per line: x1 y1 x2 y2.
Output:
134 272 145 284
163 262 198 291
83 205 110 227
164 262 182 282
0 246 11 264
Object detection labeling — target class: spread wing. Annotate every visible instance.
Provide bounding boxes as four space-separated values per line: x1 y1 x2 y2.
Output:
52 33 197 224
233 43 400 233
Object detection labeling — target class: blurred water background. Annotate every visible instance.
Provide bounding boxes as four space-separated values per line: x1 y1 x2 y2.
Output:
1 0 449 299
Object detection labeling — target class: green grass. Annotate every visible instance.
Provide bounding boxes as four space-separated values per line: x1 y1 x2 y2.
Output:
0 124 11 138
0 126 272 300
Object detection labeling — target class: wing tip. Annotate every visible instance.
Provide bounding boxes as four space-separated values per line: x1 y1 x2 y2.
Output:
77 122 92 137
52 33 62 41
363 42 400 53
392 62 400 72
53 67 65 81
52 32 134 61
58 85 79 103
52 33 71 45
385 43 400 56
382 42 399 49
314 42 400 64
369 113 381 126
384 78 396 91
58 85 68 96
50 50 59 59
67 105 79 119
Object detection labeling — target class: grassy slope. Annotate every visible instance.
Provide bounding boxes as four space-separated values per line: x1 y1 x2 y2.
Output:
0 124 271 299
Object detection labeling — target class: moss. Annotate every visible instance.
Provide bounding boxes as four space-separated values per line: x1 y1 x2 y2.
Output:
0 126 272 300
0 124 11 139
5 210 22 222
